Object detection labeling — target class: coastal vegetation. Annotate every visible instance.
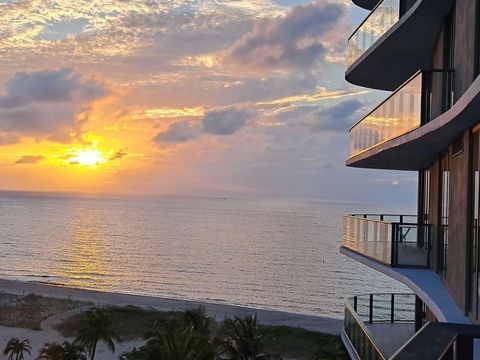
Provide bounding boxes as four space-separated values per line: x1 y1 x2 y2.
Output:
0 293 85 330
37 342 86 360
3 305 347 360
56 306 347 359
75 308 122 360
3 338 31 360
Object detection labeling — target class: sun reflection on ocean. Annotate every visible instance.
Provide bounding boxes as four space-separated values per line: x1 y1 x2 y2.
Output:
55 211 110 290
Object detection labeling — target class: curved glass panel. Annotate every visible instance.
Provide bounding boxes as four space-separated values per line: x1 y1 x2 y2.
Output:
349 72 422 158
348 0 400 66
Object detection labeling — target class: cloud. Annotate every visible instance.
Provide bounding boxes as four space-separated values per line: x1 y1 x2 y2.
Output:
154 120 201 143
154 105 256 143
0 69 106 141
109 148 129 161
14 155 45 164
0 132 20 146
304 99 363 133
228 1 345 70
0 69 104 107
202 105 256 135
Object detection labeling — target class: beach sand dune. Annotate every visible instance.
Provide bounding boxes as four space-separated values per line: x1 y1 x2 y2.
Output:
0 279 342 359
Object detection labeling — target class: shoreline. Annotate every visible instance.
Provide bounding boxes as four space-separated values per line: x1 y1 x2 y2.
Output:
0 279 342 335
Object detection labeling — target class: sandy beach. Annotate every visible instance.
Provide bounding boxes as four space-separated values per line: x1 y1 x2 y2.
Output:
0 279 343 359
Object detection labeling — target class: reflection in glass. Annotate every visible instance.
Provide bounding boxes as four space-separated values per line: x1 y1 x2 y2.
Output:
348 70 454 158
348 0 400 66
349 73 421 157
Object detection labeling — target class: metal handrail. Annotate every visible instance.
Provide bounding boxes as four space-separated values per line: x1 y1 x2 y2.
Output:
349 292 413 299
349 293 417 324
345 214 421 226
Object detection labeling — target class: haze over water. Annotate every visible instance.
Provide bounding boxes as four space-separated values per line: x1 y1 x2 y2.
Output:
0 192 410 318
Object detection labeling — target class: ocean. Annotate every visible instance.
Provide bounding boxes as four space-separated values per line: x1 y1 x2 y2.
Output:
0 192 411 318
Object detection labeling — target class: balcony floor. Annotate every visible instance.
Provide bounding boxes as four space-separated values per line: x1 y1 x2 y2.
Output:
366 323 415 358
342 243 429 267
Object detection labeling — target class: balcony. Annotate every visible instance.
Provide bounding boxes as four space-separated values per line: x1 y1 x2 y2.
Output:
346 0 454 91
347 0 401 68
342 214 432 268
347 70 453 165
346 73 480 171
343 293 480 360
343 293 418 359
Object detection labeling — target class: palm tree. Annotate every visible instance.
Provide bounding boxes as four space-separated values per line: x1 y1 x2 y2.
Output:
3 338 32 360
37 342 86 360
220 315 282 360
75 308 121 360
61 342 87 360
144 318 218 360
183 307 212 335
37 343 64 360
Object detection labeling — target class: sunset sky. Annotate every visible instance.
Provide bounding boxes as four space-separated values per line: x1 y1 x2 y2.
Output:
0 0 416 202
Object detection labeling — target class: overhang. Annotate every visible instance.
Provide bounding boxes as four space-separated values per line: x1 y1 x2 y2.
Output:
346 0 454 91
340 247 469 324
346 75 480 170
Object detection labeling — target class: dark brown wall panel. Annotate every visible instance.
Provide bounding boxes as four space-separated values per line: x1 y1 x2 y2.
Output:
446 131 471 312
454 0 477 101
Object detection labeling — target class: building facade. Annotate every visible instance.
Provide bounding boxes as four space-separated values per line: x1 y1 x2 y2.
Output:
340 0 480 358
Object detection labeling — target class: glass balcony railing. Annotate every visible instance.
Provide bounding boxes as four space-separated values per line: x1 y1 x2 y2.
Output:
349 70 454 158
347 0 400 67
344 293 418 360
342 214 432 267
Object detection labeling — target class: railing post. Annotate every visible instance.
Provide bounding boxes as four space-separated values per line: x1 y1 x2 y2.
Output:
427 225 431 268
391 294 395 323
421 71 431 125
415 296 424 332
369 294 373 324
354 296 357 312
391 224 396 266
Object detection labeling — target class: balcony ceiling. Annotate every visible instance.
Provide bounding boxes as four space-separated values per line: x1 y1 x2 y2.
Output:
346 75 480 170
352 0 378 10
345 0 454 91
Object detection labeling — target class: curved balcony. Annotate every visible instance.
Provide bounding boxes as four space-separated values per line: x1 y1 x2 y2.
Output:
348 70 453 163
342 293 418 359
343 294 480 360
342 214 432 268
352 0 380 10
346 0 454 91
348 73 480 170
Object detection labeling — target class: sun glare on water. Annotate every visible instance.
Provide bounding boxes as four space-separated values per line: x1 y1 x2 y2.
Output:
71 149 107 167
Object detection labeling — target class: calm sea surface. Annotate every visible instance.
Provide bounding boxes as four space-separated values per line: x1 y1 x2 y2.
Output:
0 192 411 318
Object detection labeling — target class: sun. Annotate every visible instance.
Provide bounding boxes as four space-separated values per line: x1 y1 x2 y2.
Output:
71 149 107 167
